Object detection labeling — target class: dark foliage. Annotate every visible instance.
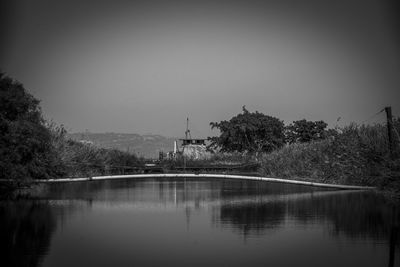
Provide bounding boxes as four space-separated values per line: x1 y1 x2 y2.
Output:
0 72 144 183
0 73 60 181
285 119 328 144
209 106 285 154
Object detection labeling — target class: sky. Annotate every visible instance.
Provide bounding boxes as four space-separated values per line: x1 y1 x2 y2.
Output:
1 0 400 138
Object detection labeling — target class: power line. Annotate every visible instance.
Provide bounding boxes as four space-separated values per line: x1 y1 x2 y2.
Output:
361 108 385 124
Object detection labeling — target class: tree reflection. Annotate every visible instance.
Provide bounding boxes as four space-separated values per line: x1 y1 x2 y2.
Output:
287 192 397 239
217 189 400 244
0 179 398 267
219 201 286 236
0 201 57 267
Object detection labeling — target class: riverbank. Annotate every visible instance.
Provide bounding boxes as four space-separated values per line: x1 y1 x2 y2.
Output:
259 124 400 202
31 173 376 190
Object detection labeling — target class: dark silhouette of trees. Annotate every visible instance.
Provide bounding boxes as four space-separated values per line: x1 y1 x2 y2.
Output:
0 73 61 181
209 106 285 154
285 119 328 144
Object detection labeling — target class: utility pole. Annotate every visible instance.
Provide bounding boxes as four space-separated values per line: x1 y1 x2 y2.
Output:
385 106 395 157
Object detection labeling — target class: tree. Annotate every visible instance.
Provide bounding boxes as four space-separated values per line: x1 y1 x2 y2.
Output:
209 106 285 154
285 119 328 144
0 72 59 181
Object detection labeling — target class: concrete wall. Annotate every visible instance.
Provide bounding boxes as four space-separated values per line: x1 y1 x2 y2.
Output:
182 145 211 159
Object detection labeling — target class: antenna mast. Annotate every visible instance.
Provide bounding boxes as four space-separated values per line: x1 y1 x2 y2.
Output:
185 117 191 139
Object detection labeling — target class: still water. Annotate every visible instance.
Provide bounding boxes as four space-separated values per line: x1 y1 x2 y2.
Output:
1 178 399 267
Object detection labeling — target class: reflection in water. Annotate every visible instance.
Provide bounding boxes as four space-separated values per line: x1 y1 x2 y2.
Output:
218 190 399 239
0 178 399 267
0 201 56 267
288 192 396 239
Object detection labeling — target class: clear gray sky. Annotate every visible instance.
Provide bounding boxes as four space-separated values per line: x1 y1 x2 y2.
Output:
1 0 399 137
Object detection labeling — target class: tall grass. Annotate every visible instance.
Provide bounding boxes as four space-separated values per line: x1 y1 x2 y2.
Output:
260 122 400 189
48 123 144 178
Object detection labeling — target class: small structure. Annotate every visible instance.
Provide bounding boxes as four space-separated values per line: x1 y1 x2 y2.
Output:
158 118 211 160
179 118 210 160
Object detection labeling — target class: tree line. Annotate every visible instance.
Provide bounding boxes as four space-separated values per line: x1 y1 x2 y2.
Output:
209 106 334 154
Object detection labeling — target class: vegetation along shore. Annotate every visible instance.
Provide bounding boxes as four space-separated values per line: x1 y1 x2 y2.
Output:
1 72 399 201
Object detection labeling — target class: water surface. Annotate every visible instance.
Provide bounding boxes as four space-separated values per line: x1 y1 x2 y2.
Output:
1 178 399 267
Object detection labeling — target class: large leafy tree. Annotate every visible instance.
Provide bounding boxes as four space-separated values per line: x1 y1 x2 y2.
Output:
209 106 285 153
0 73 60 181
285 119 328 144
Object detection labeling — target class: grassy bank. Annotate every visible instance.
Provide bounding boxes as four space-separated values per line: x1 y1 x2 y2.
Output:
0 124 144 197
49 124 144 178
259 123 400 199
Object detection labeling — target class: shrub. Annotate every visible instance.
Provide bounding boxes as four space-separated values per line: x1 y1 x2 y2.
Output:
285 119 328 144
209 106 285 154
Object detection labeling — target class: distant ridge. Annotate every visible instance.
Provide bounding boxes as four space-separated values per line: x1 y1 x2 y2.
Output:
67 132 176 158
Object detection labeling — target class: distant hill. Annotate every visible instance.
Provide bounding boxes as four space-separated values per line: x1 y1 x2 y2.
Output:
67 132 177 158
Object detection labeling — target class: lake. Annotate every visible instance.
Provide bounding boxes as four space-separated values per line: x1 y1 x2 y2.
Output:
1 177 399 267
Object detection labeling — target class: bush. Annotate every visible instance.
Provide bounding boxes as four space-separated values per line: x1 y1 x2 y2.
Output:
209 106 285 154
285 119 328 144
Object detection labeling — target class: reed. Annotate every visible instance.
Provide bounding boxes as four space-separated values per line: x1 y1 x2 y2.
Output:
48 123 144 178
260 122 400 194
